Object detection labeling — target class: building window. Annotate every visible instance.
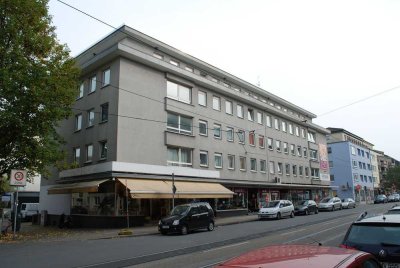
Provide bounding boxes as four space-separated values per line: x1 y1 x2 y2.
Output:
260 160 266 173
329 161 333 168
247 108 254 121
73 147 80 164
250 158 257 172
86 144 93 162
285 163 290 175
212 96 221 111
237 104 244 118
358 161 362 169
240 156 246 171
283 142 288 154
352 160 358 168
185 65 194 72
249 132 255 146
225 100 233 115
266 115 272 127
99 140 107 160
327 147 332 154
101 103 108 122
351 146 356 155
89 75 96 93
311 168 319 178
297 146 302 157
269 161 275 174
153 52 163 59
330 175 334 181
102 68 110 86
227 127 234 142
214 123 222 139
200 151 208 167
366 152 370 159
78 82 84 99
257 112 263 124
310 149 318 160
305 167 309 177
170 59 179 66
75 114 82 131
276 140 281 152
167 81 191 104
267 138 273 150
277 162 283 174
228 155 235 170
292 165 297 176
303 147 307 158
274 118 280 130
290 144 295 155
87 109 95 127
301 128 306 138
259 135 265 148
199 120 208 136
198 91 207 106
167 147 192 167
281 121 287 132
307 132 316 143
299 166 303 176
238 130 245 144
289 123 293 134
295 126 300 136
167 113 192 134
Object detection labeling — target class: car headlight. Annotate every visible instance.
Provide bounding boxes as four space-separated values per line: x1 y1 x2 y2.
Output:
158 220 161 225
172 220 179 225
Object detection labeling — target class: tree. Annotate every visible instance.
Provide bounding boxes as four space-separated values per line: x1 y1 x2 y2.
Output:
0 0 80 192
382 166 400 193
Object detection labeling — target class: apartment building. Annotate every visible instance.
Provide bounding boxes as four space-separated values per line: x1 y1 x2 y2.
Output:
327 128 374 203
377 152 400 193
40 26 331 226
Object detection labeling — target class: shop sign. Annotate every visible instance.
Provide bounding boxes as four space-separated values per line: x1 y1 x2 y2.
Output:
233 188 246 193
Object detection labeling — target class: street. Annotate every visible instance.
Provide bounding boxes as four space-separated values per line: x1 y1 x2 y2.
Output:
0 203 394 268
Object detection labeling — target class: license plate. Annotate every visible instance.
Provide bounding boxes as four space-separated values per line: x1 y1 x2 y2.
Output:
382 262 400 268
162 225 169 229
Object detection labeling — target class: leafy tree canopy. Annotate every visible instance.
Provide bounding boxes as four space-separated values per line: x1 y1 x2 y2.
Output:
384 166 400 193
0 0 79 192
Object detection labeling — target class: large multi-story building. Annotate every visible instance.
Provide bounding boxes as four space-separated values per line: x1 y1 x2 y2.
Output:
40 26 331 226
377 152 400 193
327 128 374 203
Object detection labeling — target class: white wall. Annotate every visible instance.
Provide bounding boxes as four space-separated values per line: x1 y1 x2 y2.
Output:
39 185 71 215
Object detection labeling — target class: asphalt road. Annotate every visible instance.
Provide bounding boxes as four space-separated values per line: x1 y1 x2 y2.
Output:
0 203 394 268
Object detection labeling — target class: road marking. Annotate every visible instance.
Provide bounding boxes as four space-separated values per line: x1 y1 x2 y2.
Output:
320 232 346 244
281 228 306 236
202 241 249 253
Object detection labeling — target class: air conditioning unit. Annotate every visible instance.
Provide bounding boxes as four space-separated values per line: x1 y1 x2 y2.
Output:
275 177 281 184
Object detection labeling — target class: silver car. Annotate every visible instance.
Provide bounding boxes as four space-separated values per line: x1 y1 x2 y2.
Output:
318 197 342 211
341 198 356 209
258 200 295 220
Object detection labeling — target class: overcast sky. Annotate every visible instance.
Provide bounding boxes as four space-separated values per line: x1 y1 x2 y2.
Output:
49 0 400 160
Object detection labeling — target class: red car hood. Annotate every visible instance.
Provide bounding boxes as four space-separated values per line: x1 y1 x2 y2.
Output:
218 244 362 268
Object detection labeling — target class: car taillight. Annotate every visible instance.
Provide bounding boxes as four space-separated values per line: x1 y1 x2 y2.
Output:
340 244 356 250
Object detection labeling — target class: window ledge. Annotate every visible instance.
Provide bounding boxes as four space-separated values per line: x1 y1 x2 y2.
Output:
166 130 195 137
74 129 82 133
88 90 96 95
86 125 94 129
99 120 108 125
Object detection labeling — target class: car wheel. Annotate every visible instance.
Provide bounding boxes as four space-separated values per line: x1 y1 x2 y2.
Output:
276 212 281 220
290 211 295 218
181 225 188 235
305 209 309 216
160 231 167 235
315 208 319 214
340 205 342 210
331 206 335 212
207 221 214 231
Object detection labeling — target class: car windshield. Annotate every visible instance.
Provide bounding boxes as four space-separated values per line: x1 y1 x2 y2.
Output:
320 198 331 203
346 225 400 245
386 210 400 215
264 201 280 208
376 195 385 199
170 205 190 216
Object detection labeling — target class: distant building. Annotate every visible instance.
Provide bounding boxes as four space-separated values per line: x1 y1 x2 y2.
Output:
327 128 374 203
377 152 400 193
40 26 331 227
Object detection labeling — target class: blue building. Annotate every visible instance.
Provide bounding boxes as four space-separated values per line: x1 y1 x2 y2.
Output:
327 128 374 203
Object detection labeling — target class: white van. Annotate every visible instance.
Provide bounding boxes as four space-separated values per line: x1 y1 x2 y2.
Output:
21 203 39 221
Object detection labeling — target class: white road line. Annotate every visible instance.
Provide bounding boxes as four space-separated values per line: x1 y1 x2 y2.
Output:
281 228 307 236
202 241 249 253
320 232 346 244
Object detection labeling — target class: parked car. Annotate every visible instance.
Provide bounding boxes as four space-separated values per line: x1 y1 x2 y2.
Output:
258 200 295 220
318 197 342 211
385 205 400 215
20 203 39 221
341 198 356 209
374 194 388 204
341 212 400 266
217 244 382 268
158 202 215 235
388 194 397 202
294 200 318 215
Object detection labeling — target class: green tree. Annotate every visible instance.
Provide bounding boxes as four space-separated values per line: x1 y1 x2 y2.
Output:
383 166 400 192
0 0 79 192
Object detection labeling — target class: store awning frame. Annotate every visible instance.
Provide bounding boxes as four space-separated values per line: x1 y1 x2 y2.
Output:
48 179 108 194
118 178 234 199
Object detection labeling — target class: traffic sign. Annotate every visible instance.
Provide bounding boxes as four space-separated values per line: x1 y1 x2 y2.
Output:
10 169 27 186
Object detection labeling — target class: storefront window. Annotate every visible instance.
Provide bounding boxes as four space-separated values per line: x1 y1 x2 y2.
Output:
216 188 248 210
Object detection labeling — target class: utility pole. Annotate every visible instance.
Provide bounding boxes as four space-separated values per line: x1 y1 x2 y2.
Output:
172 173 176 209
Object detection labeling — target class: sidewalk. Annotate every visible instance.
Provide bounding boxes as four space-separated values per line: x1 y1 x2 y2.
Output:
0 214 259 243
